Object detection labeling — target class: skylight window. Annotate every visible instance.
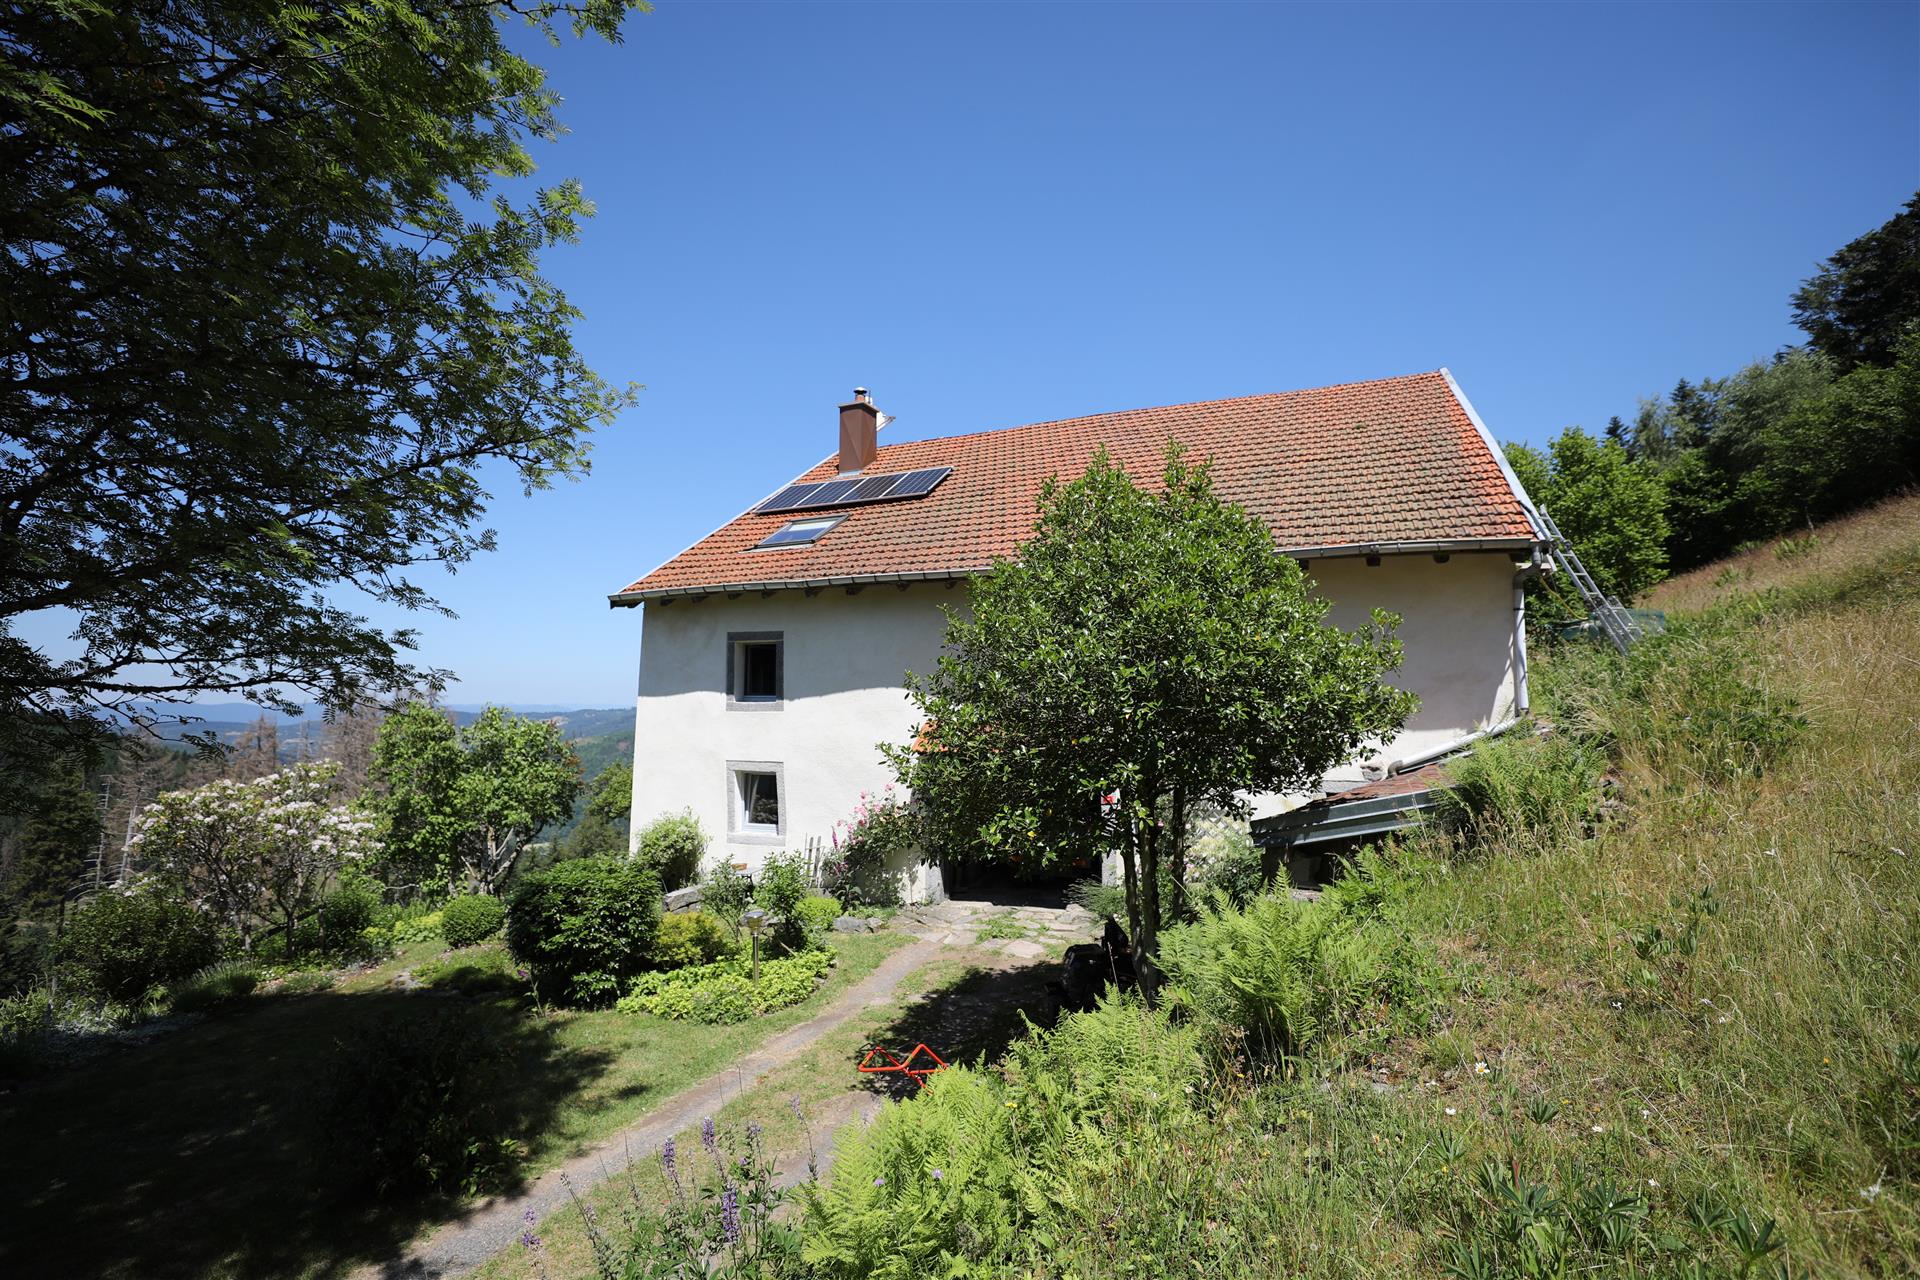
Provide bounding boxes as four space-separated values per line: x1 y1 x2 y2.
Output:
756 515 843 548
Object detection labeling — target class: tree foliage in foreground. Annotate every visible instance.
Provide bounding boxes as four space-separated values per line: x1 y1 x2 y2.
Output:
0 0 644 764
890 449 1414 968
369 704 581 894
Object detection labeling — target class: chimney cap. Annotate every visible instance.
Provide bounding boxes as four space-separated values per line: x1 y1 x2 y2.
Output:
853 387 870 403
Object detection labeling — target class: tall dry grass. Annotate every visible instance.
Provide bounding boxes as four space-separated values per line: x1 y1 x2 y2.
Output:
1648 490 1920 613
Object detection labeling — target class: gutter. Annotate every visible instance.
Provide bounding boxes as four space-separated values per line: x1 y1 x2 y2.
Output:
609 567 988 607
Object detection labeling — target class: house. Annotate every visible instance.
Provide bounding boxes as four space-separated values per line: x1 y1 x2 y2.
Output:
611 371 1546 894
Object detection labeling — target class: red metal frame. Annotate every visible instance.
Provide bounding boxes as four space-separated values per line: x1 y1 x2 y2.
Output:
857 1042 949 1089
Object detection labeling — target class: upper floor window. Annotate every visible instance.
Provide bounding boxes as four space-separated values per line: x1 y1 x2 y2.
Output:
728 631 783 704
756 515 844 548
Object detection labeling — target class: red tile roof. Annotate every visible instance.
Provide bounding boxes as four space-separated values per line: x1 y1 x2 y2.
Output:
614 370 1539 601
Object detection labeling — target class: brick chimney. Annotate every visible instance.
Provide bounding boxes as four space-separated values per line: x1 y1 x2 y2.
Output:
838 388 878 475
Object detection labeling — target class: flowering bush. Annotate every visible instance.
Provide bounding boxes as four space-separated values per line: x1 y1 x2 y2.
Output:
617 950 834 1024
821 788 917 909
128 763 378 952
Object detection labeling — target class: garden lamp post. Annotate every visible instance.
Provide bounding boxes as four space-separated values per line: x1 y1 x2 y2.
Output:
742 907 770 983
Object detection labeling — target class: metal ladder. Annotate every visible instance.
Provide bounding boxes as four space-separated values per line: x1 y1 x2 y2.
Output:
1534 507 1642 655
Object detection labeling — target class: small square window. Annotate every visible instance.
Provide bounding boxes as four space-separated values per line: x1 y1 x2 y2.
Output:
733 768 781 833
757 515 844 548
728 632 783 704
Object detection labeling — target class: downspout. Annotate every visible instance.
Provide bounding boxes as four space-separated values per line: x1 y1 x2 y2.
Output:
1378 716 1524 778
1514 579 1531 718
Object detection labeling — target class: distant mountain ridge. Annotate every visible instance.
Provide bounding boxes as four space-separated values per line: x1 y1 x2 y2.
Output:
146 705 631 755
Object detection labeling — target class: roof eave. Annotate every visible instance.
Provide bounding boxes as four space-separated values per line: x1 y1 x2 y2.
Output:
608 538 1536 606
609 566 991 607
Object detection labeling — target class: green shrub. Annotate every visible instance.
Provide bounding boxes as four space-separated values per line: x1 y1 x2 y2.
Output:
505 857 661 1007
636 809 706 891
316 1006 521 1196
797 894 842 934
57 891 223 1004
1616 626 1806 783
1435 729 1606 846
388 905 445 946
440 893 507 948
1190 826 1268 906
800 993 1201 1275
753 851 816 954
698 858 751 928
618 948 833 1023
317 884 380 957
1157 854 1442 1063
650 911 737 970
169 959 259 1014
0 989 53 1076
1066 877 1127 919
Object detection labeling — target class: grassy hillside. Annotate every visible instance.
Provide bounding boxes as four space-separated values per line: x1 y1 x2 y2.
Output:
789 496 1920 1278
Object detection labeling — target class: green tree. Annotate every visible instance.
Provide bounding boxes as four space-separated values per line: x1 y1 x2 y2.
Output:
367 704 468 892
562 761 632 860
1793 192 1920 371
370 704 581 894
0 0 644 765
1 760 100 914
888 449 1414 974
1508 429 1669 601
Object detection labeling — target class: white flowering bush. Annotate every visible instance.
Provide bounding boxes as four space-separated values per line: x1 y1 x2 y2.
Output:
128 762 379 952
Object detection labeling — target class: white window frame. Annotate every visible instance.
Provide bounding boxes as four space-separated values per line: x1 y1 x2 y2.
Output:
725 760 785 845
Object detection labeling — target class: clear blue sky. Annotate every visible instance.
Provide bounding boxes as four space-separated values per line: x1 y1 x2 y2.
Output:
29 1 1920 712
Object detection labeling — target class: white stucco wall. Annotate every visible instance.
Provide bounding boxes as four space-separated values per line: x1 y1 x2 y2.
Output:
627 551 1523 870
629 585 964 877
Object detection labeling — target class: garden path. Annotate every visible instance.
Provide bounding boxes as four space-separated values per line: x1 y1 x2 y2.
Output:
366 936 944 1280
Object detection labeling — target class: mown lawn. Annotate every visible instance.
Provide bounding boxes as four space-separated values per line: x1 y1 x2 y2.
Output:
0 930 907 1280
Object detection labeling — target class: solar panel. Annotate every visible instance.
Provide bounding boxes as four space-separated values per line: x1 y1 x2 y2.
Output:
887 467 952 498
757 482 826 514
806 477 864 506
848 473 899 502
755 466 953 515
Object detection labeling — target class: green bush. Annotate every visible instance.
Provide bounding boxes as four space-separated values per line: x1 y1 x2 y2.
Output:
753 851 816 954
0 989 53 1076
505 856 662 1007
1066 877 1127 919
1190 826 1268 906
1157 854 1442 1063
797 894 842 934
387 904 445 946
636 809 706 891
169 958 259 1014
699 858 751 928
440 893 507 948
316 1006 520 1196
800 993 1201 1276
1435 729 1607 846
57 891 223 1004
618 949 833 1024
650 911 737 970
1615 626 1806 783
318 883 381 957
